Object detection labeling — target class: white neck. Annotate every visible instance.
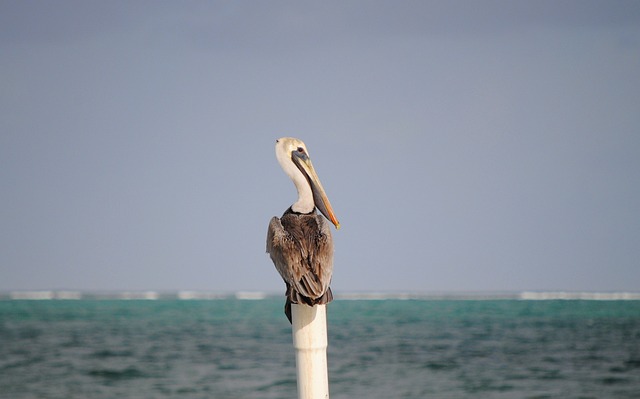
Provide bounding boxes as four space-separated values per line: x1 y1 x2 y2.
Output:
276 149 315 214
291 173 314 213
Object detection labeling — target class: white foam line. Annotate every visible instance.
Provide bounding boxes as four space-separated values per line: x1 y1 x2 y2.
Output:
235 291 267 300
118 291 159 300
519 291 640 300
177 291 226 300
10 291 55 300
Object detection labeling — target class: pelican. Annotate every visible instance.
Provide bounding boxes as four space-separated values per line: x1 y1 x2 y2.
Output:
267 137 340 323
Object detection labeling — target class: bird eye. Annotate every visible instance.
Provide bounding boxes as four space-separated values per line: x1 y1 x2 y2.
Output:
297 147 305 153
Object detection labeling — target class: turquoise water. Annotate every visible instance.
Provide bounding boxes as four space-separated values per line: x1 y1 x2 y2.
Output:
1 298 639 398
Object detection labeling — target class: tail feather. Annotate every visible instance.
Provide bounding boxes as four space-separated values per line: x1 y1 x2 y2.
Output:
285 298 292 324
315 286 333 305
283 287 333 324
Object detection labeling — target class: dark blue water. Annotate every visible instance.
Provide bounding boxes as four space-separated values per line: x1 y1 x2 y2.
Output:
1 299 639 398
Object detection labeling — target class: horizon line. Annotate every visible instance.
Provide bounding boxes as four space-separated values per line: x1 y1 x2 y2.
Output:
2 290 640 301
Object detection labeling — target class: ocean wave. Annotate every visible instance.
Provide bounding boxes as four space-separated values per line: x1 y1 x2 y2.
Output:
519 291 640 300
8 291 82 300
235 291 268 300
87 366 146 380
177 291 226 300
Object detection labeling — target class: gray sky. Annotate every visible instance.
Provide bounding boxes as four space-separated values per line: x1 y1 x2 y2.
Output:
2 1 639 294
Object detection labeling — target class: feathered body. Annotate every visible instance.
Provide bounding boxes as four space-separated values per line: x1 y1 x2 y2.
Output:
266 138 339 323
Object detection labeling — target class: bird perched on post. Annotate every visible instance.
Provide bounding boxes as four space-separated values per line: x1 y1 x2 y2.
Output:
267 137 340 323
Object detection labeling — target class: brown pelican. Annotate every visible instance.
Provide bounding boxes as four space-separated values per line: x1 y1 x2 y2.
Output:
267 137 340 323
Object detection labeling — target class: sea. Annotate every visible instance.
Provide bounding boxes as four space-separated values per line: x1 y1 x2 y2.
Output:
1 292 639 399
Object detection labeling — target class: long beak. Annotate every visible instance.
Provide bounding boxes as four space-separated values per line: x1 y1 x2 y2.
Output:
292 151 340 229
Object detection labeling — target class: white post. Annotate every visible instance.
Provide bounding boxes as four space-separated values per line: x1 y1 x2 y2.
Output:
291 303 329 399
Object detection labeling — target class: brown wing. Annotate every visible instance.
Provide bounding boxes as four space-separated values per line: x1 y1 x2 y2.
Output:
266 213 333 303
